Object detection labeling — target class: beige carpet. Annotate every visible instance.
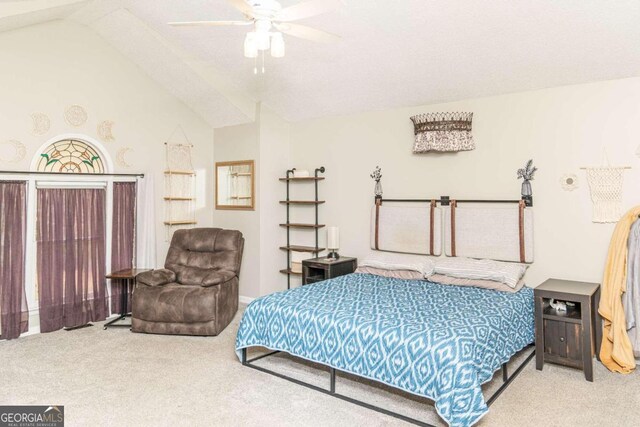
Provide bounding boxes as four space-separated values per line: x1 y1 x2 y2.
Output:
1 307 639 427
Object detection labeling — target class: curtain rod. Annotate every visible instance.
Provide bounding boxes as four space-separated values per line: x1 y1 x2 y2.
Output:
0 171 144 178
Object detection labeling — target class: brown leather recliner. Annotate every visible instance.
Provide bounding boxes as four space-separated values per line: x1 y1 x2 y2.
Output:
132 228 244 336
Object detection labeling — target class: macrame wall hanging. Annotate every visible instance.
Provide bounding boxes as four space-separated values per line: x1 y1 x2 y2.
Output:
410 112 475 153
582 163 630 223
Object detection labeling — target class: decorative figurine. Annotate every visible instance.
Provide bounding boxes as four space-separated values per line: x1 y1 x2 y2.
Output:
370 166 382 197
517 159 537 206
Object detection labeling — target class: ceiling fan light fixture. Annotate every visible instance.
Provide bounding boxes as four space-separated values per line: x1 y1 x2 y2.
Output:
271 32 285 58
244 32 258 58
256 31 271 51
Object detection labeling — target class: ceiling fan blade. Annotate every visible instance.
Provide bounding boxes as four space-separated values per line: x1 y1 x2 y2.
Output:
227 0 257 18
275 23 340 43
168 20 253 27
276 0 343 22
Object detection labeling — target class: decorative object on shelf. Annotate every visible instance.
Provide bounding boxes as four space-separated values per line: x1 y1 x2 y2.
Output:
0 139 27 163
327 226 340 260
290 252 310 273
97 120 115 142
517 159 537 206
280 166 325 289
549 298 567 312
215 160 255 210
583 165 629 223
293 169 310 178
36 139 104 173
116 147 133 169
370 165 382 197
164 126 197 240
560 173 579 191
410 112 474 153
31 112 50 136
64 104 88 127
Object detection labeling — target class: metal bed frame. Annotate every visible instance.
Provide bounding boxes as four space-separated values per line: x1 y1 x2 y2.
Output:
241 192 535 425
241 346 536 427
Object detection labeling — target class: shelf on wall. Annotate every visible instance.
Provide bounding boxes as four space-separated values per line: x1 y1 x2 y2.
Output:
164 220 197 226
279 245 322 253
163 197 195 201
279 269 302 276
279 200 325 205
164 170 195 175
280 223 326 229
281 167 325 290
279 177 325 182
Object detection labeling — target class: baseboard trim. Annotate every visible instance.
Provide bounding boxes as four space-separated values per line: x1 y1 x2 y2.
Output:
239 295 255 304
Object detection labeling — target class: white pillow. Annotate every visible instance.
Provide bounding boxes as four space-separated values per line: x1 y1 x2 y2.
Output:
360 251 436 276
433 257 528 288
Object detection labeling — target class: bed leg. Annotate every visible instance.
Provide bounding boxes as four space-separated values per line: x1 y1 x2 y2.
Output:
330 367 336 394
241 348 247 365
502 363 508 382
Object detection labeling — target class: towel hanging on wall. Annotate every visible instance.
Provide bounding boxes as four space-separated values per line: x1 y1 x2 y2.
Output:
410 112 475 153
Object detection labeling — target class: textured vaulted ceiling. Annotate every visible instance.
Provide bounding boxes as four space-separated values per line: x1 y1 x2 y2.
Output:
3 0 640 124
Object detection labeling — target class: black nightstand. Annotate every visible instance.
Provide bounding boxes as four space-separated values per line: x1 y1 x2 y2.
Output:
534 278 602 381
302 257 357 285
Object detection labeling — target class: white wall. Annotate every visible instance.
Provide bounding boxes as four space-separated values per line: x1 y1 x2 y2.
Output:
213 117 261 299
0 20 215 264
213 104 292 299
258 105 290 295
0 20 215 328
290 77 640 287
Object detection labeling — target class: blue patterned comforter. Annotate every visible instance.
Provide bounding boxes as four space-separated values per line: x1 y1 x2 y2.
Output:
236 273 534 427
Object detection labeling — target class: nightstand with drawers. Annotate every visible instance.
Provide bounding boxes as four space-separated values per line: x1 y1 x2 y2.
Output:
534 278 602 382
302 257 357 285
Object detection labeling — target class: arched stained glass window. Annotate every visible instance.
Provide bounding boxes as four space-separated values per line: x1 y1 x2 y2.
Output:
36 139 105 173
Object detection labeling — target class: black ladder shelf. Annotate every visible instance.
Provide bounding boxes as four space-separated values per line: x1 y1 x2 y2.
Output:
279 167 325 289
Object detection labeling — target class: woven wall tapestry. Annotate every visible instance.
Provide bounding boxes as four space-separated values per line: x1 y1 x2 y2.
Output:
410 112 475 153
585 166 626 223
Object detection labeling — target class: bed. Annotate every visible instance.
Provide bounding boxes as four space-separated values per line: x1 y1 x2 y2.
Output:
238 191 535 426
236 273 534 427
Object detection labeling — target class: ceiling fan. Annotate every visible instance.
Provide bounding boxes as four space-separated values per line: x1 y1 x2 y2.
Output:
169 0 343 61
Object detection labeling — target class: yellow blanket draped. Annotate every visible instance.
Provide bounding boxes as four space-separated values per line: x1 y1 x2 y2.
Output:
599 206 640 373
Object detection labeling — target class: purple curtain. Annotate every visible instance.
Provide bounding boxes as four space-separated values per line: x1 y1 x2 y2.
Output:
0 181 28 340
37 188 108 332
110 182 136 314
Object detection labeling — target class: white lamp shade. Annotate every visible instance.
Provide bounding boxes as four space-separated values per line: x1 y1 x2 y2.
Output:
256 31 270 51
244 32 257 58
327 226 339 250
271 33 285 58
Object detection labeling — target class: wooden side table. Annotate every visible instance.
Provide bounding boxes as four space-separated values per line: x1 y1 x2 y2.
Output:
534 278 602 381
105 268 150 329
302 257 357 285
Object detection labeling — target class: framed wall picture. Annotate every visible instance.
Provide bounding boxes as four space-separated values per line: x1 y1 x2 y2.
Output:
215 160 255 210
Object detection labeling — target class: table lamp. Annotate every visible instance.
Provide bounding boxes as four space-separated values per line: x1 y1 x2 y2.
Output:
327 226 340 260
